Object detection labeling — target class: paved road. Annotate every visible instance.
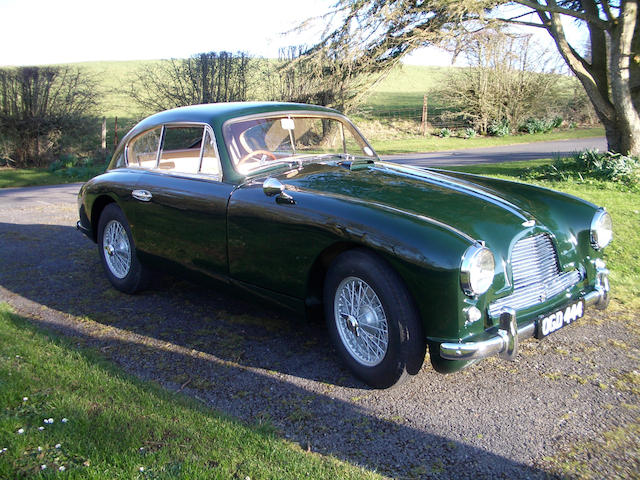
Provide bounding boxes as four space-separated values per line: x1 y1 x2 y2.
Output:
0 175 637 479
381 136 607 167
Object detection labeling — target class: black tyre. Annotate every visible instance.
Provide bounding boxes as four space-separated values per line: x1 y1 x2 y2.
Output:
324 249 425 388
97 203 148 294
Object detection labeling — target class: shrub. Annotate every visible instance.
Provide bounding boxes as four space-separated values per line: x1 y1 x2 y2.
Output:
0 66 99 167
464 128 477 139
48 154 108 178
439 128 452 138
488 119 510 137
520 117 555 134
521 149 640 189
575 149 640 182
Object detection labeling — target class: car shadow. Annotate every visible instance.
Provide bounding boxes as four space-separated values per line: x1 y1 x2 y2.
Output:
0 221 553 478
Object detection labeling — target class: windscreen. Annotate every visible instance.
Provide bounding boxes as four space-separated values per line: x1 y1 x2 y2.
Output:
222 114 375 174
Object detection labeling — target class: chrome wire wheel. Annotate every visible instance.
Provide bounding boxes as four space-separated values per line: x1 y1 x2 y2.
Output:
334 276 389 366
102 219 131 279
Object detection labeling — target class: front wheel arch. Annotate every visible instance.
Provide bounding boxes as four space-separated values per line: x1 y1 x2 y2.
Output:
323 247 426 388
90 195 117 242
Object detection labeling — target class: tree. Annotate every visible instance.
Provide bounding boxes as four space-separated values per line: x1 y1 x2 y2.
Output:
128 51 251 114
0 66 98 167
265 46 375 112
439 28 558 134
307 0 640 155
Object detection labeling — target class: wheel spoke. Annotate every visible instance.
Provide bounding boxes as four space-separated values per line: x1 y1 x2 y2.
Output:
334 276 389 367
103 219 131 279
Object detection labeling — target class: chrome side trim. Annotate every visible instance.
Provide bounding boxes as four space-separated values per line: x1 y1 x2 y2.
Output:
440 265 609 362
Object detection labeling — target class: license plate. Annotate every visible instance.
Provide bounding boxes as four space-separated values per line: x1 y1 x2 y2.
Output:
535 300 584 339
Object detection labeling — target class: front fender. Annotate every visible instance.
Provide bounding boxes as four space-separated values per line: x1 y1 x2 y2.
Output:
227 182 473 340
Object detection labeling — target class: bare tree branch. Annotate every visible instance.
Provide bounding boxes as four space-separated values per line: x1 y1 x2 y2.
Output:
512 0 609 28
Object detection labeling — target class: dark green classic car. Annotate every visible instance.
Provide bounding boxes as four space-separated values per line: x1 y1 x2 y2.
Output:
77 102 612 388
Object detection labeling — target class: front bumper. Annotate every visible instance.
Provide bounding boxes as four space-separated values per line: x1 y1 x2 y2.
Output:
76 220 93 240
440 265 610 361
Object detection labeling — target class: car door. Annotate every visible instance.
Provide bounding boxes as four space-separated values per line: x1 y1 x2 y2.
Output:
227 180 338 300
127 124 235 278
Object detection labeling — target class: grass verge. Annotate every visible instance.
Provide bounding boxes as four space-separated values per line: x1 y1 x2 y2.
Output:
0 167 103 189
0 303 383 479
370 128 604 155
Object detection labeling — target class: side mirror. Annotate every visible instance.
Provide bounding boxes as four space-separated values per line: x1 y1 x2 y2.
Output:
263 177 285 196
263 178 295 204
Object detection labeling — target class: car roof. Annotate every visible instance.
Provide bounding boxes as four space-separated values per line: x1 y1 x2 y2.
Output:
129 102 341 138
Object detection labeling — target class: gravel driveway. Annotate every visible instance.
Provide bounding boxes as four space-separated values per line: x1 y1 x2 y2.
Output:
1 183 638 479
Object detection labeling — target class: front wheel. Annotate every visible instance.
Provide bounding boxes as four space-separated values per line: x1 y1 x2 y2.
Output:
97 203 148 294
324 249 425 388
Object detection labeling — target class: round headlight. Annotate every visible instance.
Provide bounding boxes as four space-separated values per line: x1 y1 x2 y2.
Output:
590 209 613 250
460 243 495 296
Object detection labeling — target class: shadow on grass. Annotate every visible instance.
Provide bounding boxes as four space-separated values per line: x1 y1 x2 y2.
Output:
0 220 553 479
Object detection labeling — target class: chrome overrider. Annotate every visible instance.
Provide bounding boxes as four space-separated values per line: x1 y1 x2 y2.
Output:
440 262 610 361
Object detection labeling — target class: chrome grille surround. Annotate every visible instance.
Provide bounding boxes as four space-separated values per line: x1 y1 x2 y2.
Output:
488 234 581 317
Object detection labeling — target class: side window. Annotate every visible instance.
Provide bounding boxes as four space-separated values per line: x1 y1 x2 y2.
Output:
128 128 161 167
158 126 203 174
199 129 220 177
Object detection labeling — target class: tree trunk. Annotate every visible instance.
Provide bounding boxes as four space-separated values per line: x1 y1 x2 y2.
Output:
609 0 640 156
542 2 640 156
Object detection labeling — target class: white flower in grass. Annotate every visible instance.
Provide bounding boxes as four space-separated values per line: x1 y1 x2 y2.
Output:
61 418 68 423
37 446 42 452
17 428 24 434
59 466 66 471
1 448 7 453
139 466 145 472
22 397 28 402
40 464 47 470
55 444 61 449
38 427 44 431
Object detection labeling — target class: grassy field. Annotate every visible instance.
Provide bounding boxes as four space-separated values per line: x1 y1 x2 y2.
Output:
0 167 102 189
0 303 384 479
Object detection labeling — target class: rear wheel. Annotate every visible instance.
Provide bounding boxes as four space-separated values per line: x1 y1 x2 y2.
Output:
324 249 425 388
97 203 148 293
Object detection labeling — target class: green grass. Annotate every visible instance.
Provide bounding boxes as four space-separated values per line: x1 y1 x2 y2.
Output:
369 127 604 155
449 160 640 310
0 303 384 479
0 167 104 188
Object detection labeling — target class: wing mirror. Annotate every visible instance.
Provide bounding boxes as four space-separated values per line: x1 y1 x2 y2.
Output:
263 178 295 204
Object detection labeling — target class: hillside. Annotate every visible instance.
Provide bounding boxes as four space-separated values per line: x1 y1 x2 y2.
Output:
61 60 459 120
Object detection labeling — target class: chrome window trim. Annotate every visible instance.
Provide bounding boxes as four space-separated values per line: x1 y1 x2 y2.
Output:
124 122 222 181
125 126 162 168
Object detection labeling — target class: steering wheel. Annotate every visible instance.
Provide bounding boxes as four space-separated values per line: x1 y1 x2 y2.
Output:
237 149 277 166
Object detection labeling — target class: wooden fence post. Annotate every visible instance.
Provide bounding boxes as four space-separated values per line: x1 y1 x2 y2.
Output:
420 94 428 136
114 117 118 147
101 117 107 151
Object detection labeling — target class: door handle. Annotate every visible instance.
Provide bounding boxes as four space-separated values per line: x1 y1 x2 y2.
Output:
132 189 152 202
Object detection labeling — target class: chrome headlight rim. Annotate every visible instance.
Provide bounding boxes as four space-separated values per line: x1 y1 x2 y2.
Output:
590 208 613 250
460 243 496 297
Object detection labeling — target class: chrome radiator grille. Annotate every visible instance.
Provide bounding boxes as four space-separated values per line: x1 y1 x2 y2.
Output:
488 234 581 317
